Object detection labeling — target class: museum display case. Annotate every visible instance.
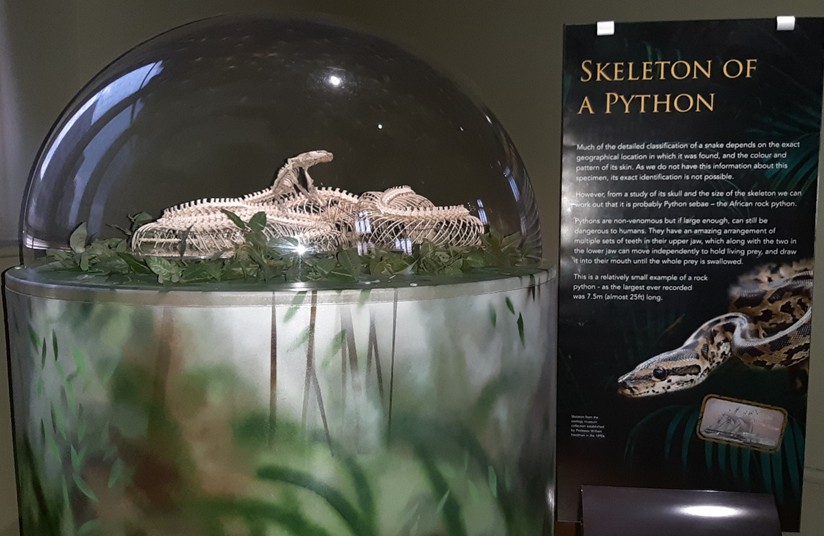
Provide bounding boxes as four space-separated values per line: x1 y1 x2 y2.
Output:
3 16 555 535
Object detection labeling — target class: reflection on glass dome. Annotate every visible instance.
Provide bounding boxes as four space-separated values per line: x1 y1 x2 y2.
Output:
22 16 542 283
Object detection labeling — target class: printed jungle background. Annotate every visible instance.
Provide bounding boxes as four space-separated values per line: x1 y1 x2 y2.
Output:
5 276 554 535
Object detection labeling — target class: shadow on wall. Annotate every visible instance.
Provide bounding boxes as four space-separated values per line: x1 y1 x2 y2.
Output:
1 252 20 534
0 3 26 247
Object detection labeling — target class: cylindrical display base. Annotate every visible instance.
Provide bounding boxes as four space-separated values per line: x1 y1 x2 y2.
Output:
4 268 555 535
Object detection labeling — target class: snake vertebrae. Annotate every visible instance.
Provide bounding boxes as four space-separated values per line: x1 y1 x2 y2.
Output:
617 260 813 397
131 150 485 258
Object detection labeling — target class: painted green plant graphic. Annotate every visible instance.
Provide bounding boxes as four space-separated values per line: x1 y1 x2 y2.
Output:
14 328 130 535
752 102 821 195
7 266 551 535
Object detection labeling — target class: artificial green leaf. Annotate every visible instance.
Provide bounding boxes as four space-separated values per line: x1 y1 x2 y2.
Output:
46 249 71 261
463 250 486 269
146 256 182 284
69 223 88 253
109 224 133 237
181 262 222 282
445 260 464 276
117 252 153 274
246 230 270 250
78 252 91 272
307 256 337 277
248 211 267 233
221 209 248 230
337 249 362 278
388 254 412 272
129 211 155 228
368 258 388 276
501 233 521 251
45 223 530 285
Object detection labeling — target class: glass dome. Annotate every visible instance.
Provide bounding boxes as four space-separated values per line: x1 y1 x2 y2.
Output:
21 16 541 271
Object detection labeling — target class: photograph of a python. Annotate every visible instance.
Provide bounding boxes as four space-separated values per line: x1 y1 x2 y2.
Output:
617 260 813 397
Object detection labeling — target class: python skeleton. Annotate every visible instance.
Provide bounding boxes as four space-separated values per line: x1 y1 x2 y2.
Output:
131 150 484 258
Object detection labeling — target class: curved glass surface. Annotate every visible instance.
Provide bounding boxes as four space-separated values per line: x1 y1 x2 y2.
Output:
22 16 541 265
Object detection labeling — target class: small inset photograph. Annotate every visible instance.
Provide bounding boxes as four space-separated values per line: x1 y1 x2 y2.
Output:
697 395 788 451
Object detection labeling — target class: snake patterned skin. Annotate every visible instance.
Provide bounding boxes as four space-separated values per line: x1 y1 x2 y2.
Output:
617 260 813 397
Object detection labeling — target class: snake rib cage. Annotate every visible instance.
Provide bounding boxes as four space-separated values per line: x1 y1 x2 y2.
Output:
131 150 486 258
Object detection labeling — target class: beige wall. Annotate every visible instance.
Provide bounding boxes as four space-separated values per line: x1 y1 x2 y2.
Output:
0 1 823 534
